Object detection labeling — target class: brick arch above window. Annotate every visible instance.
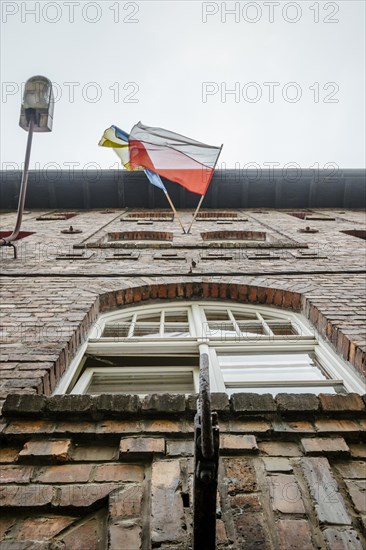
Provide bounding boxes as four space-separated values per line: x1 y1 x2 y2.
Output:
99 282 302 313
97 282 365 380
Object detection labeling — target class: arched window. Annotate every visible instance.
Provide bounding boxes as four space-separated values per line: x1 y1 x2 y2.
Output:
55 302 364 396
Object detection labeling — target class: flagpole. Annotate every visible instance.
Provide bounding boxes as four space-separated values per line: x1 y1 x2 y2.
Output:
187 144 224 234
187 194 204 234
164 189 186 234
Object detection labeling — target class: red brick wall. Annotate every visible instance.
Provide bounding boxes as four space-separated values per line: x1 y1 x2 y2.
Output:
0 393 366 549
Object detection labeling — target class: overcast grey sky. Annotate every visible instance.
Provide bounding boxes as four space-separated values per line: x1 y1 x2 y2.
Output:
1 0 365 172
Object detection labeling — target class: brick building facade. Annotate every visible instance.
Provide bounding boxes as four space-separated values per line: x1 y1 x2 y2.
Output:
0 170 365 549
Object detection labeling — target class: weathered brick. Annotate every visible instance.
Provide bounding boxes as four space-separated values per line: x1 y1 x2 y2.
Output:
119 437 165 456
109 485 143 517
96 420 141 434
95 394 140 416
186 393 230 413
37 464 93 484
14 516 75 540
141 394 185 415
0 447 20 463
18 439 72 462
46 395 95 417
231 393 276 412
262 458 293 472
268 474 305 514
301 437 350 456
334 461 366 479
216 518 228 545
0 485 53 507
4 420 55 436
323 528 364 550
224 458 257 494
0 466 33 484
314 419 361 433
285 421 315 433
0 516 16 539
361 516 366 536
166 440 194 457
259 442 301 457
59 513 106 548
319 393 365 414
220 434 258 453
275 393 319 412
0 541 51 549
143 419 182 433
230 493 262 512
276 519 313 550
109 520 141 550
229 419 272 433
71 444 118 461
234 512 271 549
349 444 366 458
301 457 351 525
151 460 186 544
58 483 118 507
2 394 47 417
345 480 366 513
93 463 144 482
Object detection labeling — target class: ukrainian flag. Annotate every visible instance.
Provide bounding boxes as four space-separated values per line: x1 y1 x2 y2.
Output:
98 125 132 170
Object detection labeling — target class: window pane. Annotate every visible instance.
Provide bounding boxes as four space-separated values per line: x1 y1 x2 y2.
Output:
232 312 257 321
268 323 298 336
102 323 130 339
227 386 338 396
165 311 188 322
136 313 161 323
218 353 316 367
88 371 194 394
203 322 236 337
132 323 161 337
237 323 265 337
205 310 230 321
218 353 328 383
163 324 190 337
221 366 326 383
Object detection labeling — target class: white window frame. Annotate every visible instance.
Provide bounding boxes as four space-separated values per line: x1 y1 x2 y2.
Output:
54 302 365 395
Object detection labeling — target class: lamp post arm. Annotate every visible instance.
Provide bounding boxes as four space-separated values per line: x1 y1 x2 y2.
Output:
0 117 34 246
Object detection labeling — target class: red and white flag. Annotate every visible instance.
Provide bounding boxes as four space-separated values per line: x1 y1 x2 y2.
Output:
128 122 222 195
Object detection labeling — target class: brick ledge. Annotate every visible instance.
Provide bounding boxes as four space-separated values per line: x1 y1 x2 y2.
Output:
2 393 365 420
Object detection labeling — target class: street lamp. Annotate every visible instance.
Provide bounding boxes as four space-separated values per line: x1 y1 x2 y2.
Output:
0 76 54 258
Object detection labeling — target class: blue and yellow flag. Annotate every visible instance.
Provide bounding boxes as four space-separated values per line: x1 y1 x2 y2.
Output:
99 125 167 191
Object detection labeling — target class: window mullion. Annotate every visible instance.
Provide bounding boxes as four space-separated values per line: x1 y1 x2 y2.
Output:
128 313 137 338
71 368 93 394
192 303 205 339
160 311 165 337
208 346 226 392
228 309 240 336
